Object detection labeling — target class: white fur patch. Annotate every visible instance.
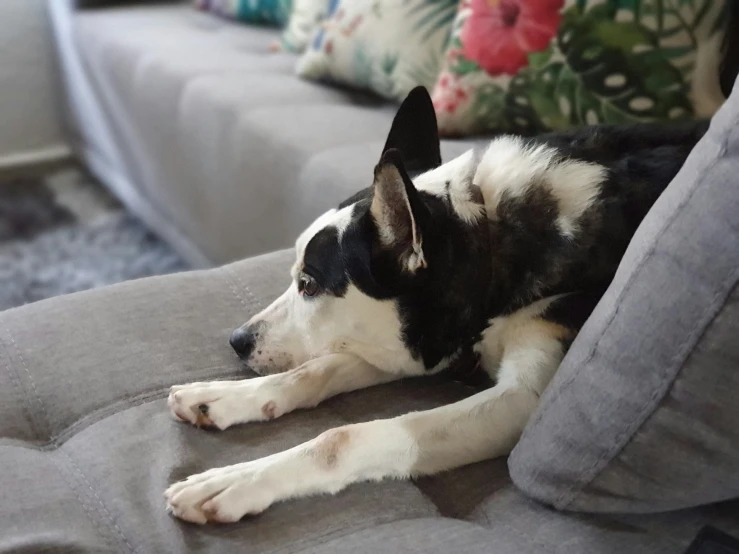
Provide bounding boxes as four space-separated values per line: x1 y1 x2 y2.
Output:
165 419 417 523
474 294 570 393
413 149 485 224
474 137 606 237
245 280 424 377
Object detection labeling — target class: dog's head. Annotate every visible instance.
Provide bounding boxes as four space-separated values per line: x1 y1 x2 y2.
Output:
231 87 492 376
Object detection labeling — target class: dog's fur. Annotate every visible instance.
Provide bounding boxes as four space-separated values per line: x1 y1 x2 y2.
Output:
165 87 707 524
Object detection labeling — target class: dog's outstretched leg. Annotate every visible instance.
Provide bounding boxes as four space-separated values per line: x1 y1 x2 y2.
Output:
167 353 398 430
165 381 539 523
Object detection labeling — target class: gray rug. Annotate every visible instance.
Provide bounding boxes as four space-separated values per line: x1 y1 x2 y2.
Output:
0 167 189 311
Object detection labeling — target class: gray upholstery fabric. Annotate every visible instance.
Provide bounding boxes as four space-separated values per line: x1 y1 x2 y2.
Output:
298 519 508 554
509 78 739 513
3 249 739 553
38 2 739 550
0 250 439 553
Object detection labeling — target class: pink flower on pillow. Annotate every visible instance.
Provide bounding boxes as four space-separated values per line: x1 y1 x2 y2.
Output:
433 72 469 114
461 0 563 76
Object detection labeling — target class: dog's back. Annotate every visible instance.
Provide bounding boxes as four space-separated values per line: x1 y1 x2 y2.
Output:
473 121 710 310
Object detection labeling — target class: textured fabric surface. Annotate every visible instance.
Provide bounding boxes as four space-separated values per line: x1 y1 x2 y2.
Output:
0 249 440 553
509 77 739 513
3 247 739 553
280 0 331 53
297 0 458 101
432 0 729 136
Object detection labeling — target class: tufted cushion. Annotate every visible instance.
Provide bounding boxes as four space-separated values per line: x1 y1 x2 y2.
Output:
4 246 739 552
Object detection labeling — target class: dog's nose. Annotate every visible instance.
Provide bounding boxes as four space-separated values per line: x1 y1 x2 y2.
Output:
230 327 256 358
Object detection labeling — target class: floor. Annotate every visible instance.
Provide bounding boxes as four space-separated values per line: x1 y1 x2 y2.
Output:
0 165 190 311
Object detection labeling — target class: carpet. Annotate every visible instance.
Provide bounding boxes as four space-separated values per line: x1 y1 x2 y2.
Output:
0 166 190 311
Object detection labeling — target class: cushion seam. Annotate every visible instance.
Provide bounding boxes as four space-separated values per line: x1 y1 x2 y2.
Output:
2 323 51 439
0 327 138 553
56 448 137 554
6 366 245 450
224 265 263 311
0 329 42 441
50 448 123 553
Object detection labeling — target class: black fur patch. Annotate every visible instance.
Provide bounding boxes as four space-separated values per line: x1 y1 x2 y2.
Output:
339 189 492 369
302 226 348 297
542 289 608 332
382 86 441 174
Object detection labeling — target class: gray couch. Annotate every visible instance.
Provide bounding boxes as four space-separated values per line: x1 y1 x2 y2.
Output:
49 0 478 266
5 1 730 552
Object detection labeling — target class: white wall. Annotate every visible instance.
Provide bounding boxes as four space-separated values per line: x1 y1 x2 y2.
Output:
0 0 69 167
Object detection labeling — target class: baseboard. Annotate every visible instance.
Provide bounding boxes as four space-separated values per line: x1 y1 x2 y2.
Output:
0 145 74 176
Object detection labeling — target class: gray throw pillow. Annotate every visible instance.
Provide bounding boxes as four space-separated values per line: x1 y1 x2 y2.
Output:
508 77 739 513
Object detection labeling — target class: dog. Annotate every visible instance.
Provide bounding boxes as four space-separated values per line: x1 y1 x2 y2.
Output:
165 87 708 524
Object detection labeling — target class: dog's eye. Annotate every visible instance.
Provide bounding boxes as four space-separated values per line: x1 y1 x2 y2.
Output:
299 275 320 297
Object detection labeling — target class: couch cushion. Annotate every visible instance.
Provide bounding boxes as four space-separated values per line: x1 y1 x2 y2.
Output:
297 519 512 554
3 247 739 553
0 249 447 553
509 78 739 512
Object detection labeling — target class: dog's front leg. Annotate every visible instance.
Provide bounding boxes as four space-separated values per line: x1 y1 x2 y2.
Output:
168 353 398 430
165 383 538 523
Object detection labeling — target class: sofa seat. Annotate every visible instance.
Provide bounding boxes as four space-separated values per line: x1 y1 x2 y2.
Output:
2 249 738 553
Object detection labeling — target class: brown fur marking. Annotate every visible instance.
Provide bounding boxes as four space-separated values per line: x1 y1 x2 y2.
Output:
313 428 350 469
261 400 277 420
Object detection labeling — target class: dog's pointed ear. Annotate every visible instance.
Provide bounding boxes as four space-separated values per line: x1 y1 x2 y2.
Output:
382 86 441 175
371 149 429 273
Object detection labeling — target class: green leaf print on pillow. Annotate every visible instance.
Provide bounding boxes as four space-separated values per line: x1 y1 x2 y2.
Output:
551 4 693 125
432 0 724 136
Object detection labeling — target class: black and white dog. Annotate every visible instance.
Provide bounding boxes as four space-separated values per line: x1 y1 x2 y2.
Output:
165 87 707 524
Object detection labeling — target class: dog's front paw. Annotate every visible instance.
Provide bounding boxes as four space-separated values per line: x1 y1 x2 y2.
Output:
165 464 274 524
167 380 279 430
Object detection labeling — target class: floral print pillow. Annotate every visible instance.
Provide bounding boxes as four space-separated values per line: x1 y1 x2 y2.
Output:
280 0 333 53
297 0 459 101
194 0 293 26
432 0 731 136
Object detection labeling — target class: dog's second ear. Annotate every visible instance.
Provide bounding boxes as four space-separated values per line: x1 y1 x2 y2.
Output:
371 149 429 273
382 86 441 175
